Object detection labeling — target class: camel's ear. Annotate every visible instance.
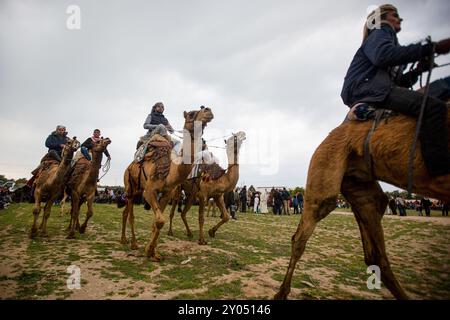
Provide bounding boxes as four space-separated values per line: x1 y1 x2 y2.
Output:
224 139 226 144
184 111 188 119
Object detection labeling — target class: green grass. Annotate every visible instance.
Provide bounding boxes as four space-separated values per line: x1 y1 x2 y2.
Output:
0 203 449 300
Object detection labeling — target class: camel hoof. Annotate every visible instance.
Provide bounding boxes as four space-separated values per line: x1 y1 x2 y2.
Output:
208 229 216 238
198 239 208 245
167 230 173 236
130 243 139 250
120 238 129 245
187 232 193 239
66 232 76 239
273 291 288 300
79 226 87 234
149 253 163 262
29 230 38 239
40 231 49 238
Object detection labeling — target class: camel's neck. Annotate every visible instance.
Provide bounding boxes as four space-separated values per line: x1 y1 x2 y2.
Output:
223 151 240 190
86 150 103 185
49 150 73 185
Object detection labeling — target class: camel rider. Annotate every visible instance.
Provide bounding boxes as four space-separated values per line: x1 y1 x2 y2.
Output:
45 125 69 162
136 102 174 149
341 4 450 177
28 125 69 186
80 129 111 161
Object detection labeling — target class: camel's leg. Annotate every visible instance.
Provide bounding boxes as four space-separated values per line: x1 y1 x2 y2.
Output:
40 197 57 237
274 195 337 299
274 132 350 300
60 192 67 216
341 176 409 299
79 194 94 234
143 191 165 261
208 194 230 238
67 195 80 239
167 196 178 237
197 197 208 245
30 191 42 238
179 196 195 239
128 199 138 250
120 197 131 244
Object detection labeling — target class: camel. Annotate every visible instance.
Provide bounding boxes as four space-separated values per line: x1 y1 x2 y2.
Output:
274 107 450 300
167 131 246 244
66 137 112 239
30 137 80 238
120 106 214 260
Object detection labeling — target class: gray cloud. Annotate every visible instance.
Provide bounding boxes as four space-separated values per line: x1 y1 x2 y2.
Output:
1 0 449 190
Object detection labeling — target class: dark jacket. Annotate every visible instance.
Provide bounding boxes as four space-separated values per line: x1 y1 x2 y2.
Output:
341 24 432 107
45 131 68 154
143 112 173 134
81 138 110 158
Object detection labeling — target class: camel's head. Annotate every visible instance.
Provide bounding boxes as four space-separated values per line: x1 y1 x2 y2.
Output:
62 137 80 160
92 137 112 152
183 106 214 134
225 131 246 161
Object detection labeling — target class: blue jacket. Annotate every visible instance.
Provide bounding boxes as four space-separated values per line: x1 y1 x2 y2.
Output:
341 24 431 107
45 131 68 154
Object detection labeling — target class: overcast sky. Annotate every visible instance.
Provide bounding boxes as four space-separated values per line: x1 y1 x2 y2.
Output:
1 0 449 191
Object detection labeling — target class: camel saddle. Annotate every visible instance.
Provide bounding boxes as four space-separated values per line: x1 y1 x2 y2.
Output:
200 163 226 182
141 134 173 180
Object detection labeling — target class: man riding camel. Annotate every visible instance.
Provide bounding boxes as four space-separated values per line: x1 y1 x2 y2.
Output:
27 125 70 186
341 4 450 178
80 129 111 162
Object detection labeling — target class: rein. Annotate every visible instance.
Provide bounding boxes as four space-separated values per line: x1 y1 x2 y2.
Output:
97 157 111 182
407 37 435 197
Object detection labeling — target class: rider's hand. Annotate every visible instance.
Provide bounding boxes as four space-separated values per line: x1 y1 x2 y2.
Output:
416 57 437 73
435 38 450 55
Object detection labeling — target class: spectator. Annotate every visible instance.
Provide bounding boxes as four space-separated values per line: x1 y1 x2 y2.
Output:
240 186 247 213
442 201 449 217
292 194 299 214
254 193 260 214
224 191 237 220
396 196 407 216
421 197 431 217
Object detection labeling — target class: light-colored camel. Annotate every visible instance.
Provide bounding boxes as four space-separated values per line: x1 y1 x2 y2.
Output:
66 138 112 239
30 137 80 238
167 131 246 244
275 110 450 300
120 107 214 260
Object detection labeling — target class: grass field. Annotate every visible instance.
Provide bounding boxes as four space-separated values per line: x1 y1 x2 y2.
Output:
0 203 449 300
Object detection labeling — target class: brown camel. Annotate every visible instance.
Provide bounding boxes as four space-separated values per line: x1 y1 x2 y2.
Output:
275 108 450 300
120 107 214 260
167 131 246 244
30 137 80 238
66 137 112 239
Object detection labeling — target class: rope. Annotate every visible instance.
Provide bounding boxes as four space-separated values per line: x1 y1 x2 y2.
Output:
435 61 450 68
407 37 435 198
97 158 111 182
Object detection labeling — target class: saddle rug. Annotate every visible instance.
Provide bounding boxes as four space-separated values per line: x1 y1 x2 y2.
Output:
135 134 173 180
